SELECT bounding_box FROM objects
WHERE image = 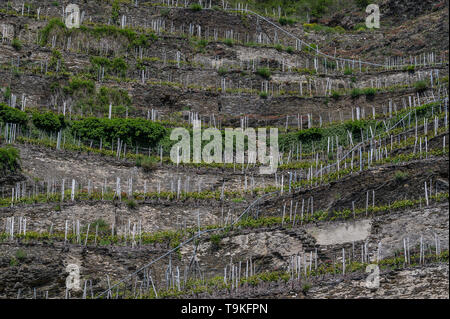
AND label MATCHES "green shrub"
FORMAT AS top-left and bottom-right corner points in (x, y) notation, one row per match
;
(95, 86), (131, 112)
(190, 3), (202, 11)
(414, 80), (428, 92)
(90, 56), (128, 77)
(344, 67), (353, 75)
(210, 234), (222, 248)
(256, 67), (271, 79)
(136, 155), (158, 172)
(11, 38), (22, 51)
(274, 44), (283, 51)
(296, 127), (323, 143)
(9, 257), (18, 267)
(279, 17), (296, 26)
(131, 33), (158, 48)
(48, 49), (65, 72)
(160, 8), (170, 16)
(40, 18), (65, 46)
(302, 43), (317, 53)
(404, 65), (415, 73)
(111, 57), (128, 77)
(325, 60), (336, 70)
(394, 171), (409, 182)
(344, 119), (372, 137)
(71, 117), (167, 148)
(355, 0), (370, 9)
(259, 91), (269, 99)
(363, 87), (377, 99)
(89, 219), (110, 236)
(32, 111), (64, 132)
(217, 66), (228, 76)
(331, 90), (340, 100)
(351, 88), (362, 98)
(414, 103), (433, 117)
(356, 26), (366, 32)
(196, 38), (208, 48)
(90, 56), (111, 69)
(224, 38), (234, 47)
(0, 103), (28, 126)
(111, 0), (120, 24)
(303, 23), (339, 33)
(15, 249), (27, 261)
(126, 199), (137, 209)
(311, 0), (333, 18)
(63, 77), (95, 95)
(286, 46), (294, 54)
(3, 87), (11, 101)
(0, 146), (20, 174)
(302, 282), (311, 294)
